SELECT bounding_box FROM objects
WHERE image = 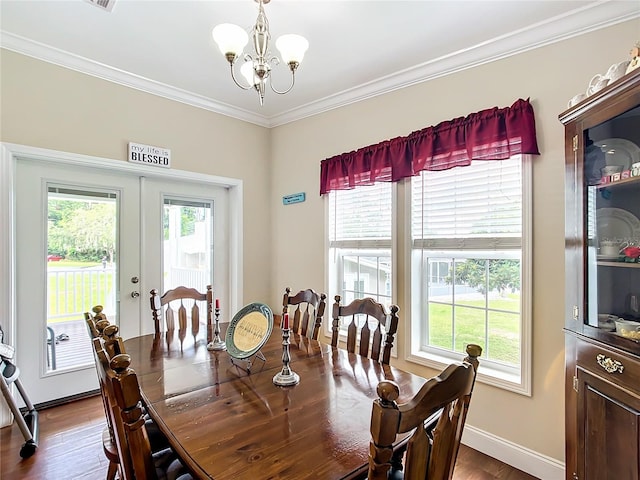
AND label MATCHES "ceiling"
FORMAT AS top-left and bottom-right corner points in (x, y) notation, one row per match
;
(1, 1), (638, 127)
